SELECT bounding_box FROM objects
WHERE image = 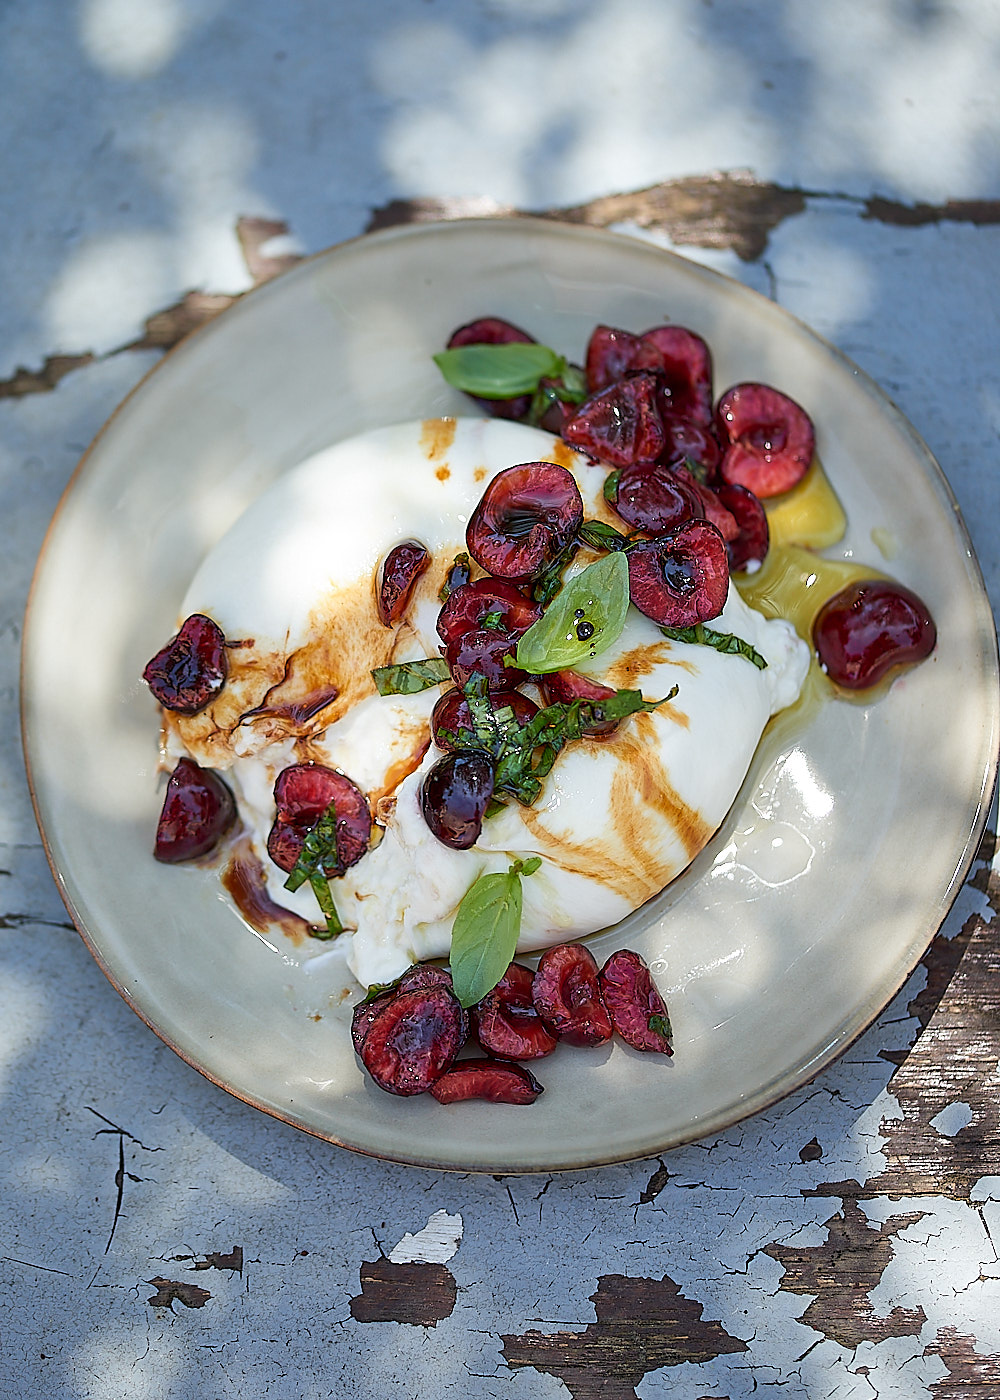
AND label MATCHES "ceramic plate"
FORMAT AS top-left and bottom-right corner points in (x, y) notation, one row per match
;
(22, 220), (999, 1172)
